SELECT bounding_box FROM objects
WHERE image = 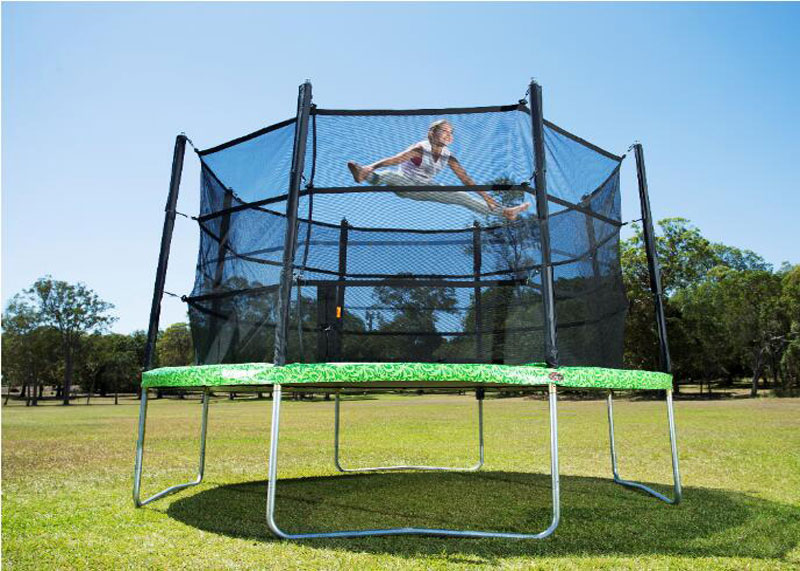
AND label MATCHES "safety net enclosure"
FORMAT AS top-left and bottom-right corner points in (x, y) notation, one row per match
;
(136, 81), (681, 541)
(187, 98), (626, 368)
